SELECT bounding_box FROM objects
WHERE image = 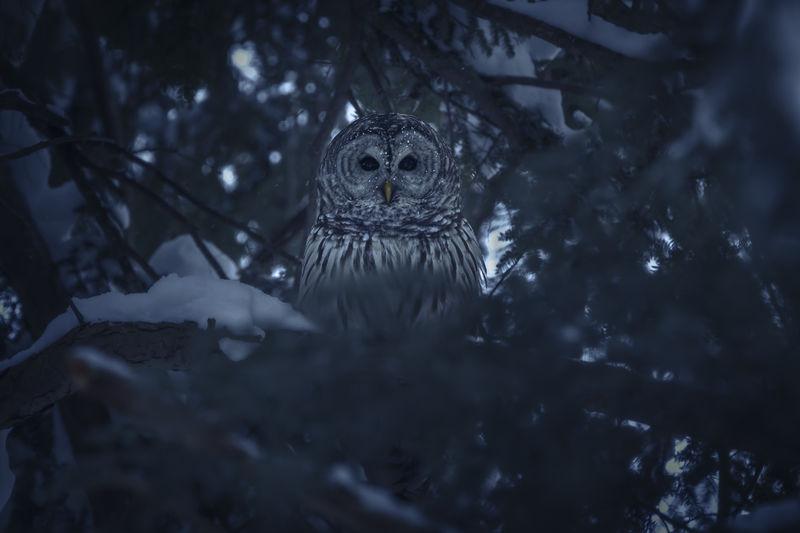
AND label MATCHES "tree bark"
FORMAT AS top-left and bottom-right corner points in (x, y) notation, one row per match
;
(0, 321), (219, 429)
